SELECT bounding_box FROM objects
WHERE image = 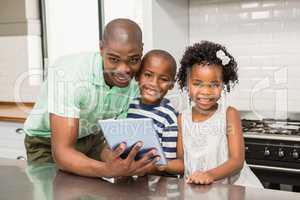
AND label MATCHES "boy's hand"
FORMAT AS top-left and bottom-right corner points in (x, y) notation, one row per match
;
(186, 171), (214, 185)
